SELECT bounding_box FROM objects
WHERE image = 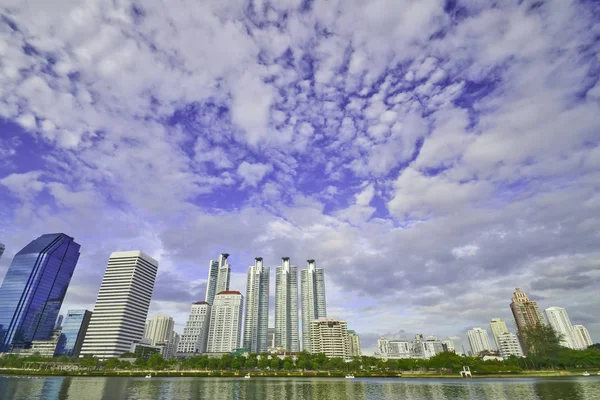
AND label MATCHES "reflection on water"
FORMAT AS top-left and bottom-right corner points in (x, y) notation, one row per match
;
(0, 375), (599, 400)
